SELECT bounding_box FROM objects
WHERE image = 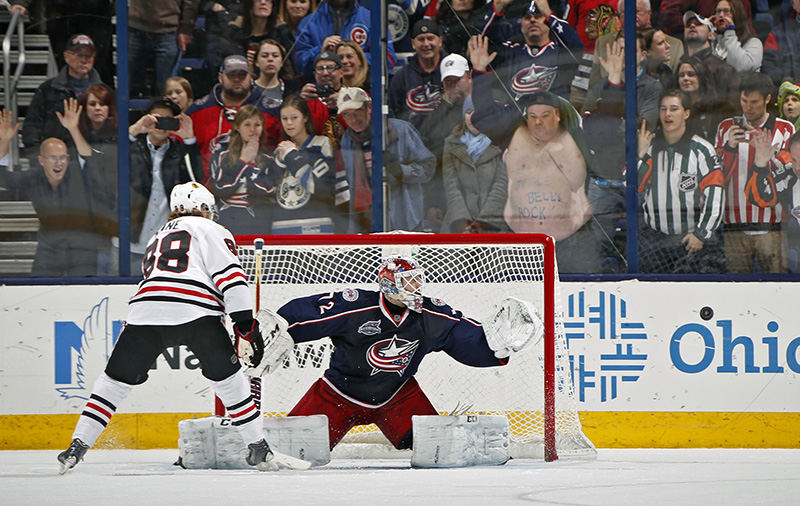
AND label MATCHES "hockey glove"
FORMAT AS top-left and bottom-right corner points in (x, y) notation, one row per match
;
(234, 318), (264, 368)
(485, 297), (544, 359)
(255, 308), (293, 375)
